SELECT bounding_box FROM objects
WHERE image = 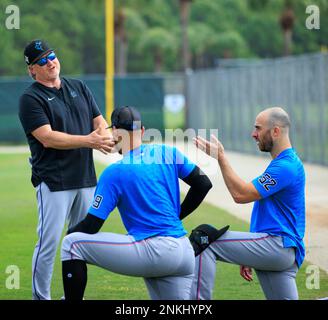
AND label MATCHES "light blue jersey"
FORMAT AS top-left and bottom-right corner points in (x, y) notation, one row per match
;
(251, 148), (306, 267)
(89, 144), (196, 241)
